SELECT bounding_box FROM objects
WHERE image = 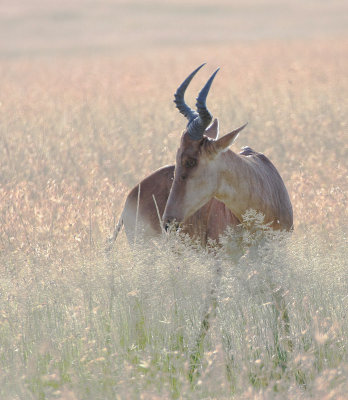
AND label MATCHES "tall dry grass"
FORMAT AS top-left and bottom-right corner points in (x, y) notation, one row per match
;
(0, 39), (347, 398)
